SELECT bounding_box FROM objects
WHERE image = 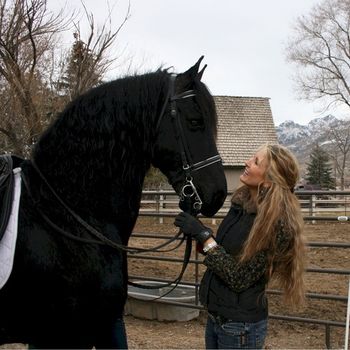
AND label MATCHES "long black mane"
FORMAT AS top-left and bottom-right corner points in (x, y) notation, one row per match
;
(31, 69), (217, 211)
(34, 71), (169, 190)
